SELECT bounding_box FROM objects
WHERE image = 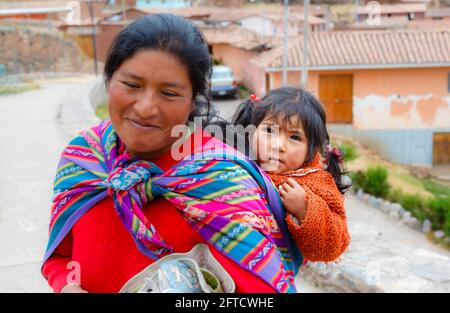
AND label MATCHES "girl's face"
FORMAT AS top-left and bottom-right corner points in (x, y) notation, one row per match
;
(108, 49), (194, 160)
(252, 115), (308, 174)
